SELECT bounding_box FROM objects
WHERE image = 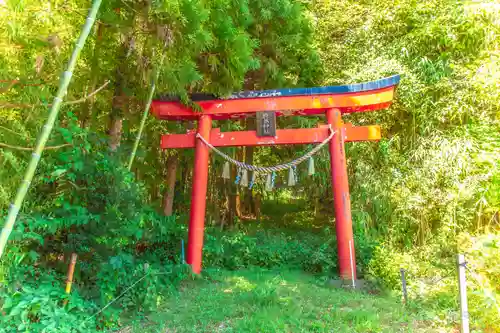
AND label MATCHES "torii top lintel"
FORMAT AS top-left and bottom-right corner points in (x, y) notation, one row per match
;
(151, 75), (400, 121)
